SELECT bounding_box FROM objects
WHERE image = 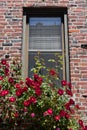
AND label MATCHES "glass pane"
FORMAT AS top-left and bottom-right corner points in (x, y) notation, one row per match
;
(29, 17), (62, 50)
(28, 52), (63, 80)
